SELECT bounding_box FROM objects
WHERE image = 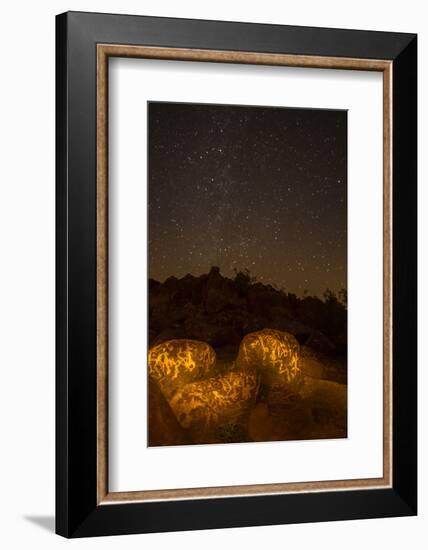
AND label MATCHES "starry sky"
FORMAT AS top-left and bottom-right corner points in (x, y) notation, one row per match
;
(148, 101), (347, 297)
